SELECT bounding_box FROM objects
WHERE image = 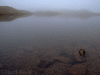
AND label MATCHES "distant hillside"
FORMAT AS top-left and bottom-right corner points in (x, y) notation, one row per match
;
(34, 9), (100, 19)
(0, 14), (33, 22)
(34, 11), (59, 16)
(0, 6), (33, 15)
